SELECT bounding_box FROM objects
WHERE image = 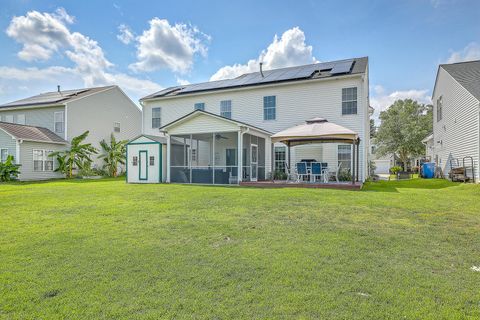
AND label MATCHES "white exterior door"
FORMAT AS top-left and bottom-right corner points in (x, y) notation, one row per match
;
(251, 144), (258, 182)
(139, 150), (148, 181)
